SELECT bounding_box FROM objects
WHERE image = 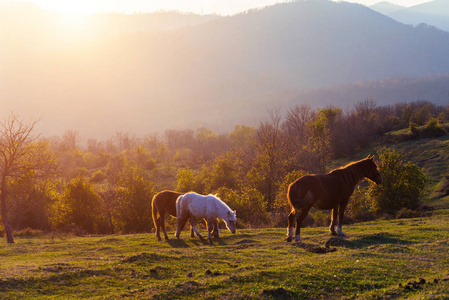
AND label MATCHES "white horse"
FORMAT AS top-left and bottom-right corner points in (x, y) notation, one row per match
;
(175, 192), (237, 244)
